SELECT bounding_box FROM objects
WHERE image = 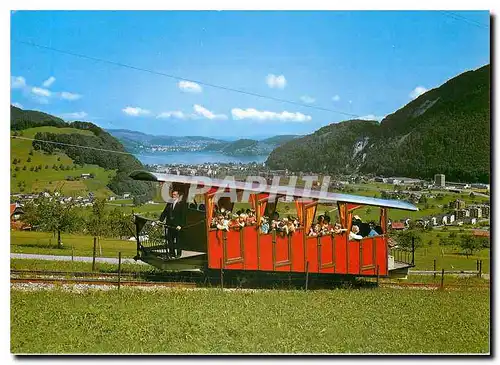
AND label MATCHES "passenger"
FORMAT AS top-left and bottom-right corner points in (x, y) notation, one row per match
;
(286, 219), (296, 235)
(352, 215), (363, 228)
(333, 223), (347, 235)
(349, 225), (363, 241)
(368, 222), (380, 237)
(322, 215), (333, 235)
(308, 224), (318, 237)
(260, 216), (270, 234)
(238, 213), (247, 228)
(271, 212), (280, 231)
(359, 222), (371, 237)
(216, 215), (229, 231)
